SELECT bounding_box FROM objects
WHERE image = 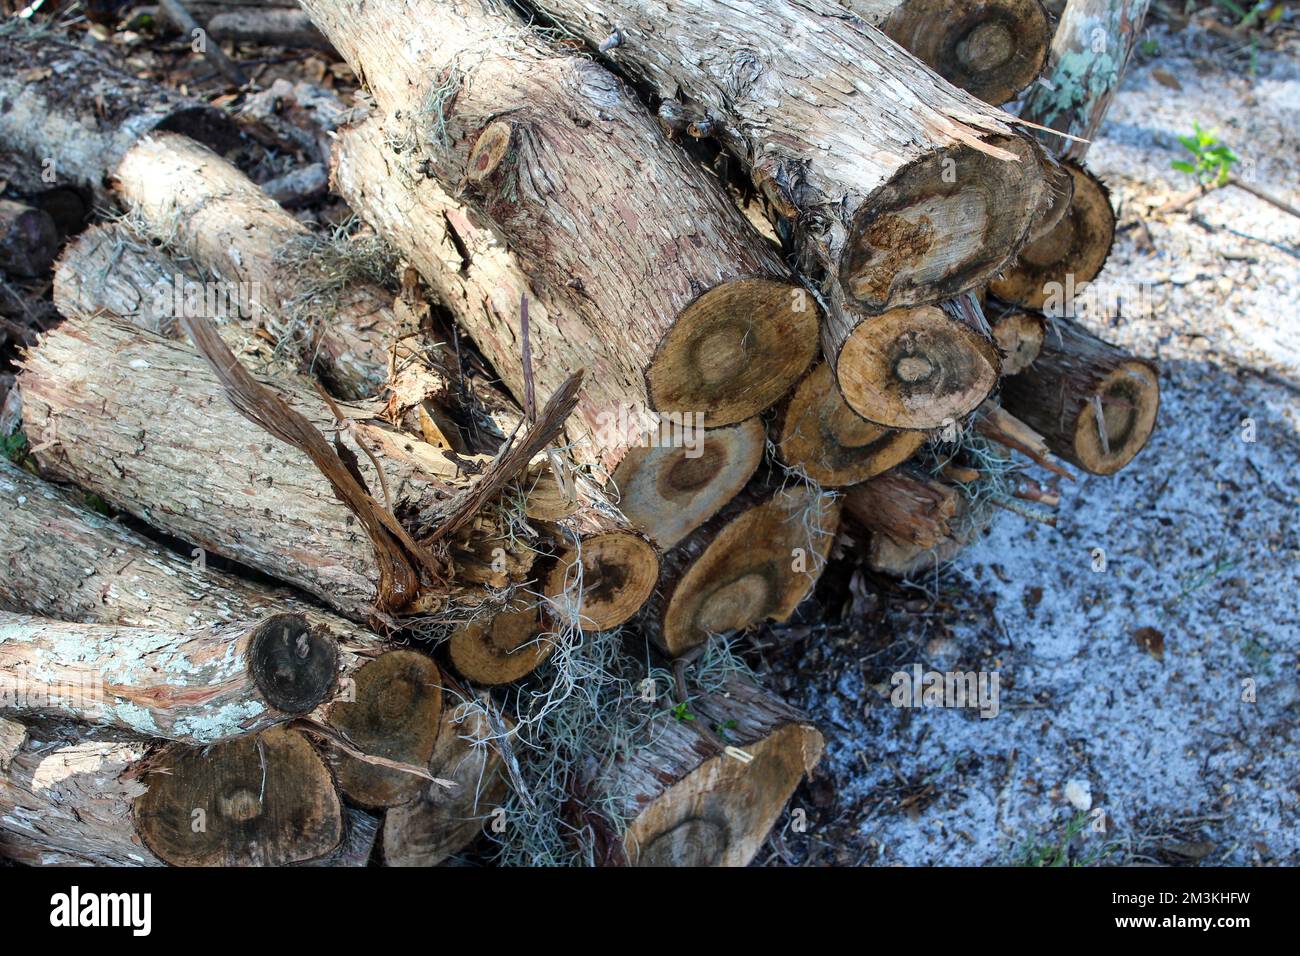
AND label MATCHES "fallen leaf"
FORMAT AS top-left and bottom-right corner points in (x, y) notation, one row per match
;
(1134, 626), (1165, 661)
(1152, 68), (1182, 91)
